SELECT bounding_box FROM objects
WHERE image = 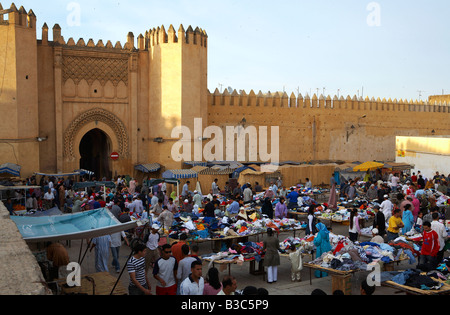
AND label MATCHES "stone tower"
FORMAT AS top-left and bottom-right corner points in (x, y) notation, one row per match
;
(147, 24), (208, 168)
(0, 3), (40, 174)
